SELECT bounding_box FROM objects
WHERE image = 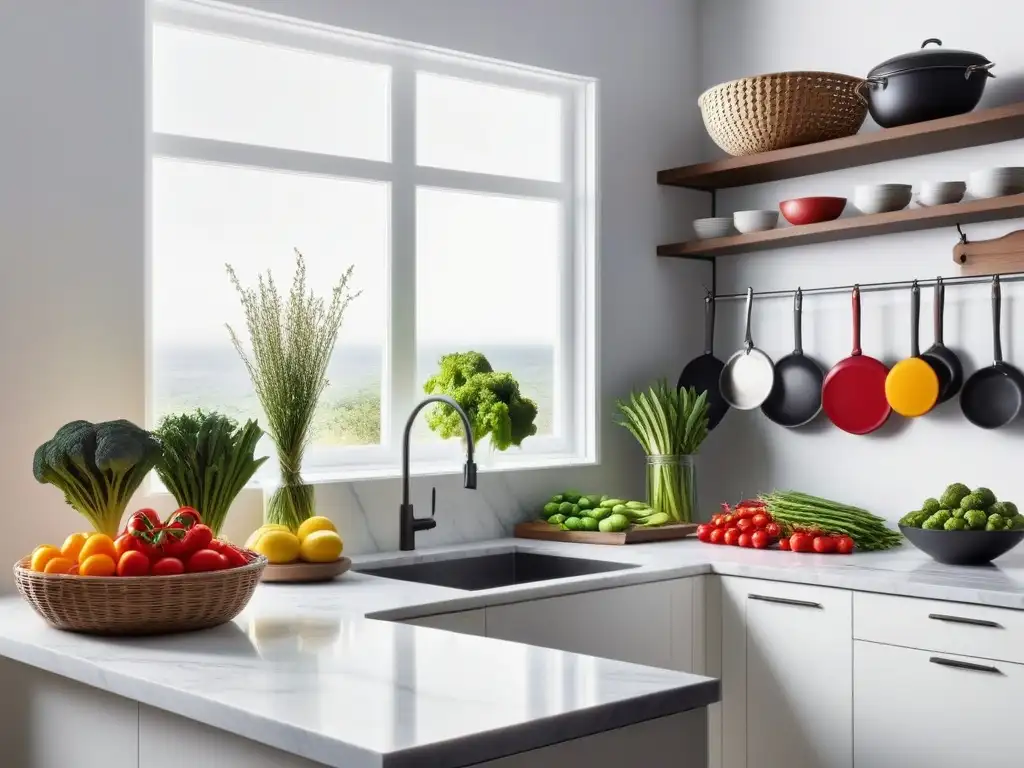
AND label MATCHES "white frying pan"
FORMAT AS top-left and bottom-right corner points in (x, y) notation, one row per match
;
(719, 287), (775, 410)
